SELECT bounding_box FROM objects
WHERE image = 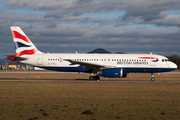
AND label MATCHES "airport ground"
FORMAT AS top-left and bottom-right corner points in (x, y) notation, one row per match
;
(0, 70), (180, 81)
(0, 71), (180, 120)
